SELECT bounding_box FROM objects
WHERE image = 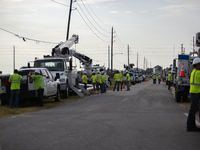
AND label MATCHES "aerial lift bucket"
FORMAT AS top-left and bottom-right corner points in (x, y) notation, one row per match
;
(180, 63), (186, 77)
